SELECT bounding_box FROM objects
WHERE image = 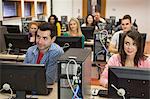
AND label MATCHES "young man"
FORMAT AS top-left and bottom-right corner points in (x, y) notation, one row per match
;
(24, 22), (64, 85)
(108, 15), (133, 54)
